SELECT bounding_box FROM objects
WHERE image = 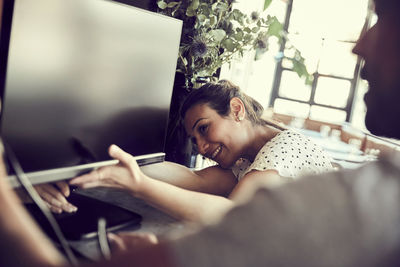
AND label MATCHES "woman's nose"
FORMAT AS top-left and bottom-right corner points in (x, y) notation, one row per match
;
(196, 138), (209, 155)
